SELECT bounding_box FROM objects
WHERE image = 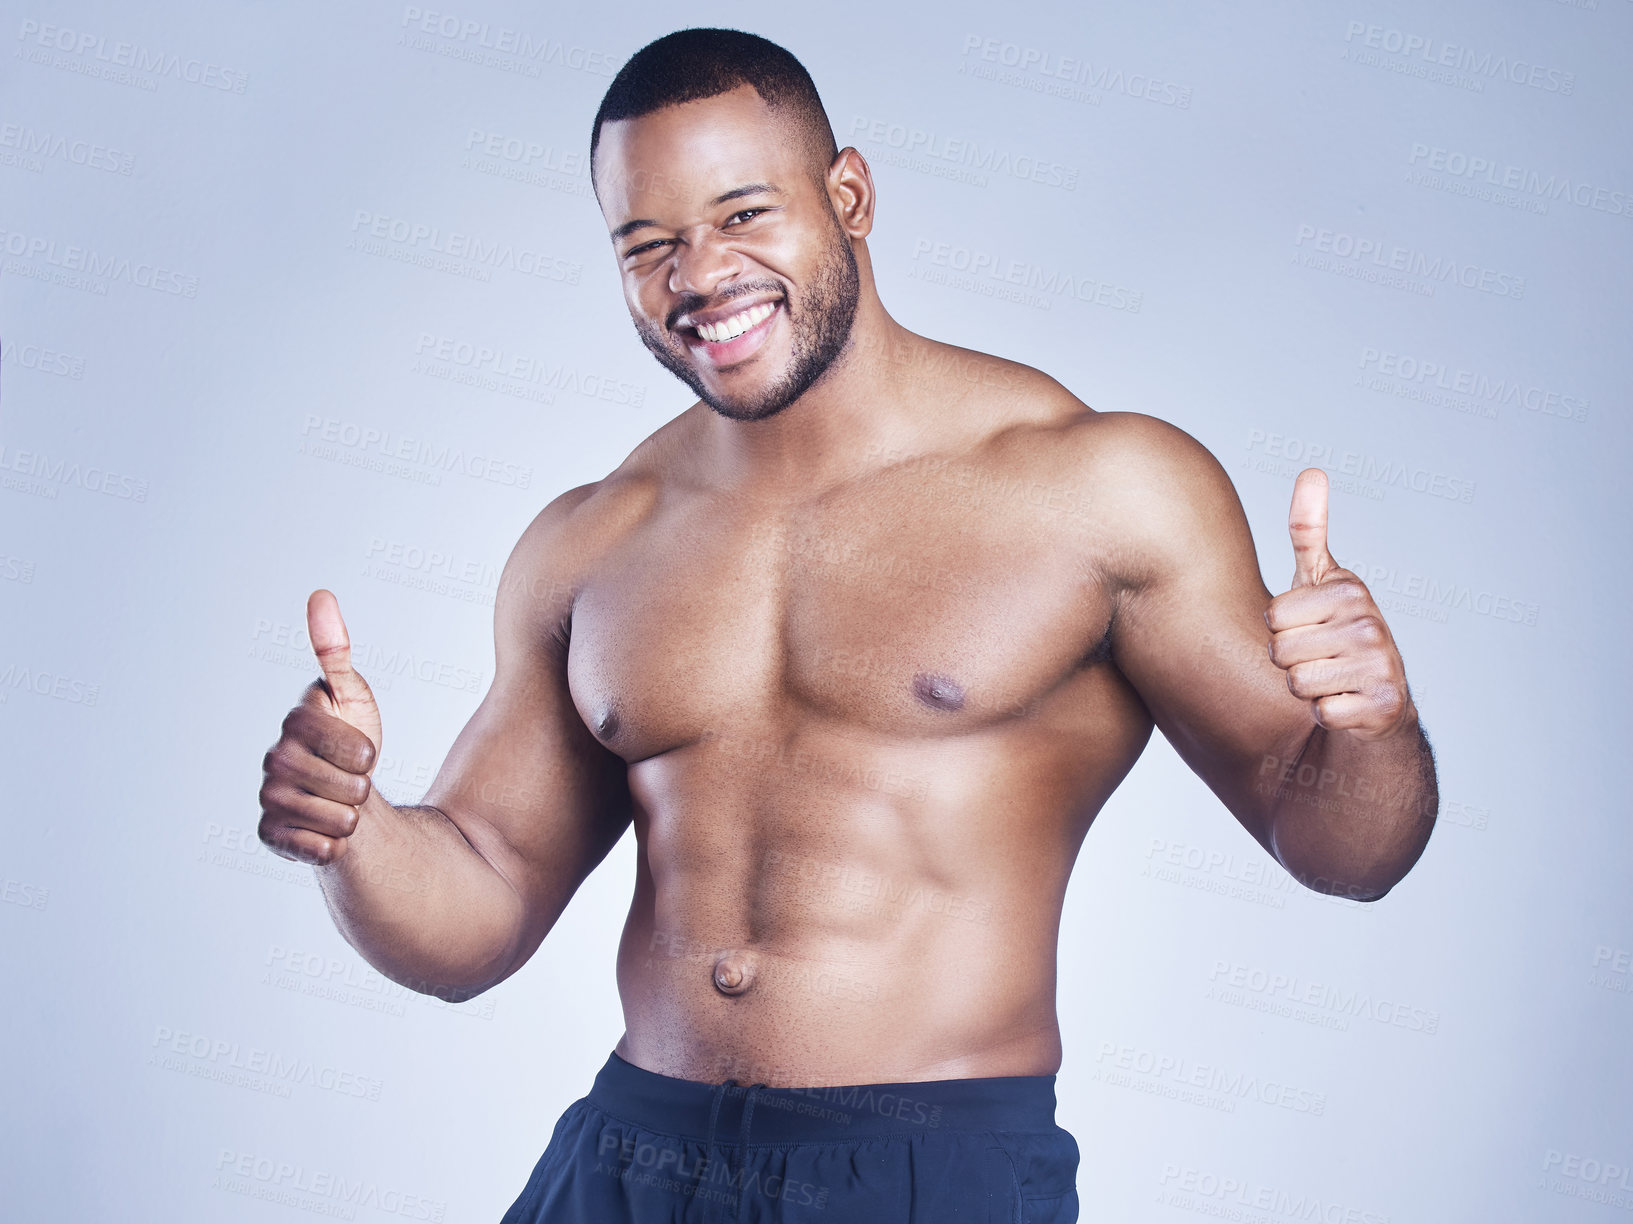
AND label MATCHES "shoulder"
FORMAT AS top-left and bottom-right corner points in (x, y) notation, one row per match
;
(957, 368), (1251, 590)
(915, 340), (1082, 420)
(1077, 411), (1257, 591)
(905, 338), (1237, 501)
(497, 415), (689, 629)
(957, 361), (1219, 491)
(1077, 410), (1232, 487)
